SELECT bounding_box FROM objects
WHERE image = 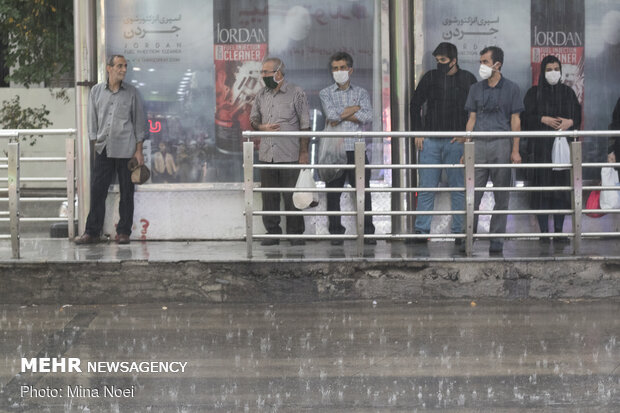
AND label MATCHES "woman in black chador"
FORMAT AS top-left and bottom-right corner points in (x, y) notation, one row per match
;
(523, 55), (582, 242)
